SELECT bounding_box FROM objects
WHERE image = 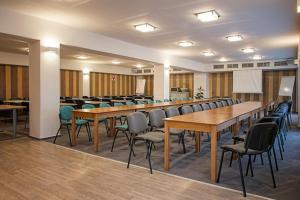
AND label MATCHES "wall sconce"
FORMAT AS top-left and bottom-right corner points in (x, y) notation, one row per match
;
(83, 68), (90, 75)
(41, 37), (59, 52)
